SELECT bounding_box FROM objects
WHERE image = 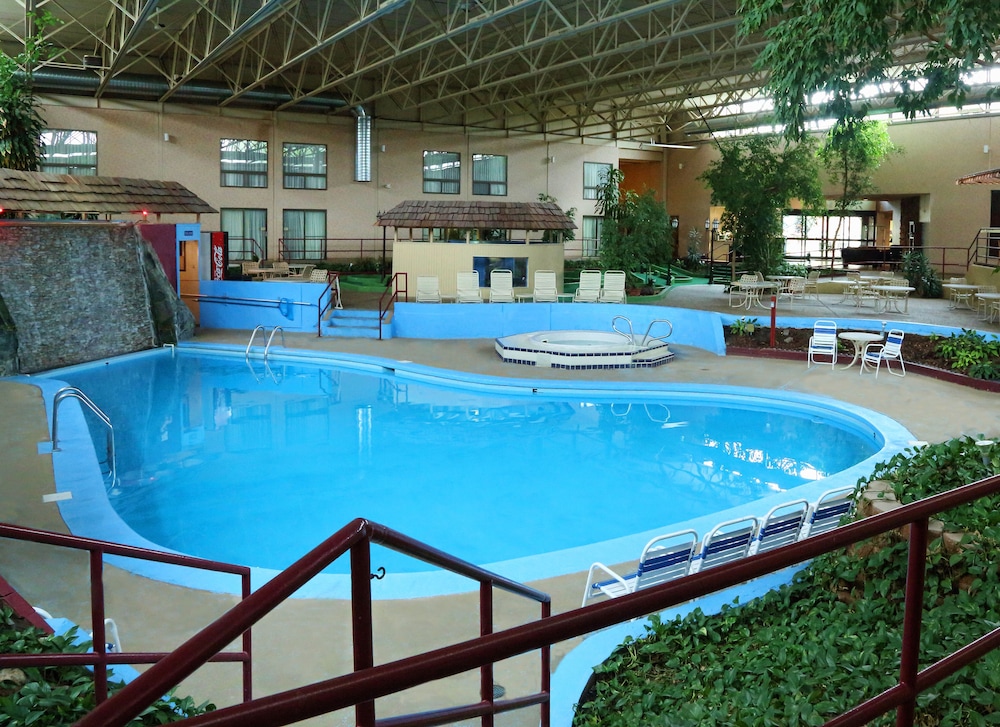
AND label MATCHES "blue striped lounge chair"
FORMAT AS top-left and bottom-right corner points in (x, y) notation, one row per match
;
(802, 487), (857, 538)
(582, 529), (699, 607)
(748, 499), (811, 556)
(689, 516), (759, 573)
(807, 319), (838, 368)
